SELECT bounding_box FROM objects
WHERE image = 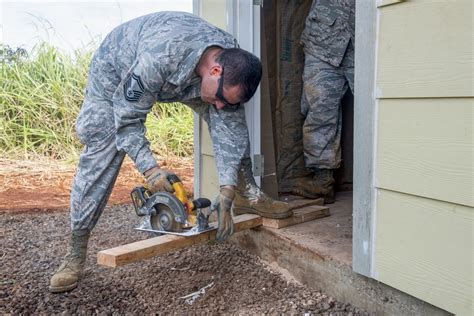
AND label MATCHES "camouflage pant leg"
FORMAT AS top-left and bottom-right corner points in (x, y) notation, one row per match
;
(342, 41), (355, 93)
(301, 52), (352, 170)
(70, 96), (125, 232)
